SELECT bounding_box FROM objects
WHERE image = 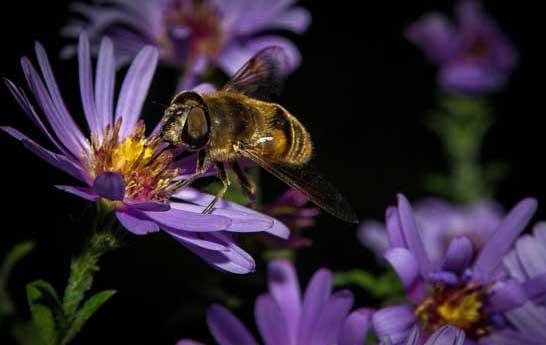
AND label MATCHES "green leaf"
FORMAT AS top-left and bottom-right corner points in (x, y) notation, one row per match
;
(333, 269), (404, 299)
(1, 241), (35, 279)
(26, 280), (63, 345)
(62, 290), (116, 345)
(1, 241), (35, 317)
